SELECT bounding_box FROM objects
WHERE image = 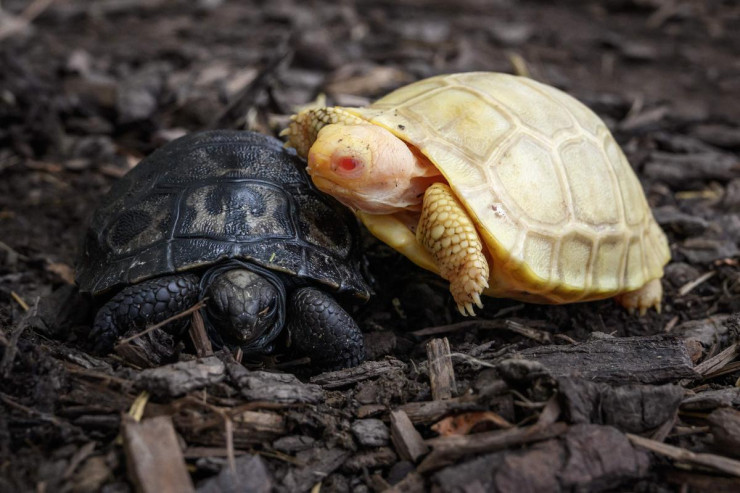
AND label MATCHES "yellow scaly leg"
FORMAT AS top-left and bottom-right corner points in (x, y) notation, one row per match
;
(416, 183), (489, 316)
